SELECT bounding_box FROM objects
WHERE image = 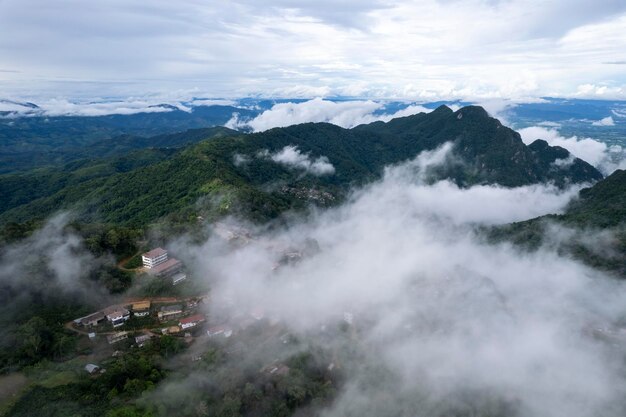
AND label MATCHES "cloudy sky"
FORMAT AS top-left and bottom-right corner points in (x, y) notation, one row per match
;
(1, 0), (626, 100)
